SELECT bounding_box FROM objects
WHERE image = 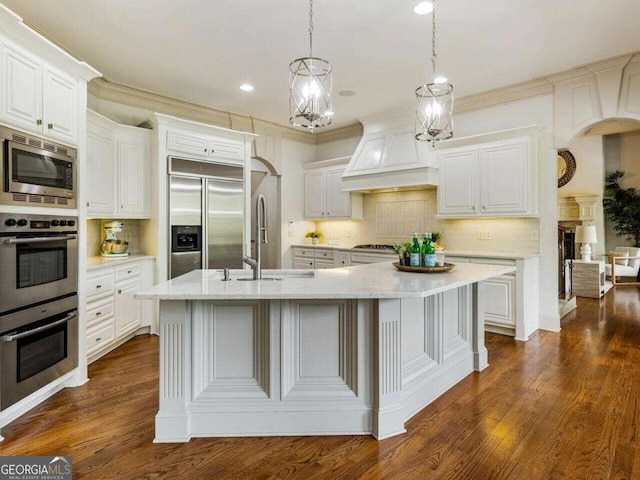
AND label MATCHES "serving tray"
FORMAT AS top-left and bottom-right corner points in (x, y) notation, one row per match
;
(392, 262), (455, 273)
